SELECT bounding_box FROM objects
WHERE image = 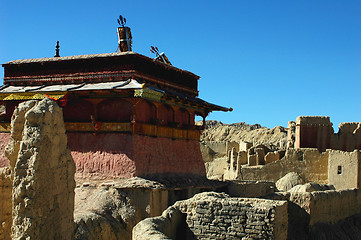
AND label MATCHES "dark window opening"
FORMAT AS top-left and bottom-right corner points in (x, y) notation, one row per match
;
(337, 166), (342, 175)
